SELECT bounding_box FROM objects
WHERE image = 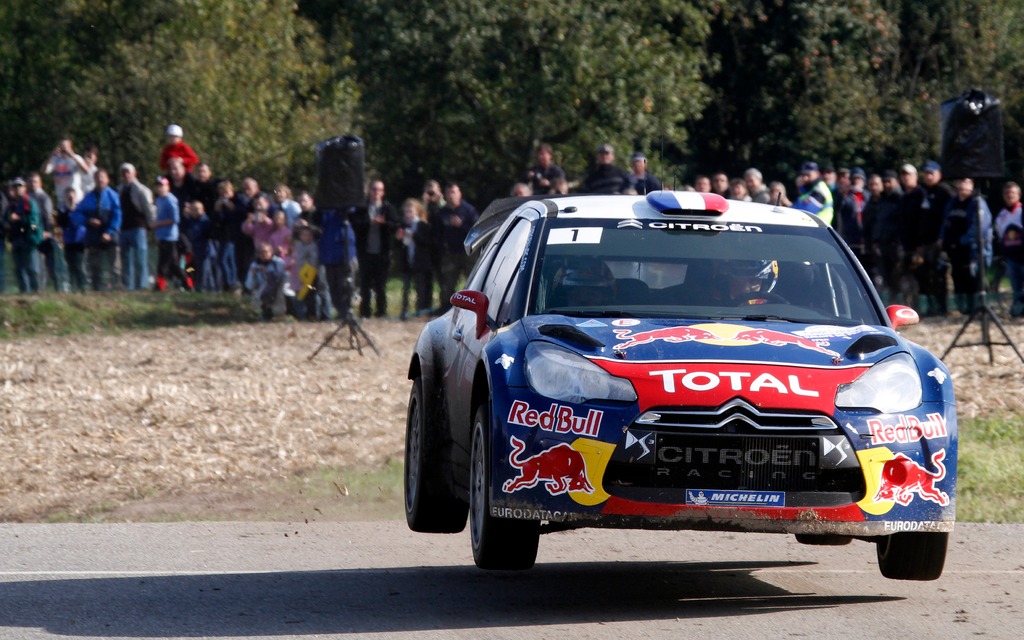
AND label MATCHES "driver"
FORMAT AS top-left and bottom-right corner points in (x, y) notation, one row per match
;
(723, 259), (779, 305)
(555, 257), (616, 307)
